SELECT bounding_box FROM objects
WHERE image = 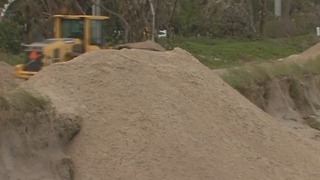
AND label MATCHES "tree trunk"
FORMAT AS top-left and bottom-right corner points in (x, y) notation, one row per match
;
(283, 0), (292, 20)
(91, 0), (131, 42)
(244, 0), (256, 33)
(148, 0), (156, 41)
(74, 0), (86, 15)
(166, 0), (178, 43)
(259, 0), (267, 35)
(283, 0), (293, 36)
